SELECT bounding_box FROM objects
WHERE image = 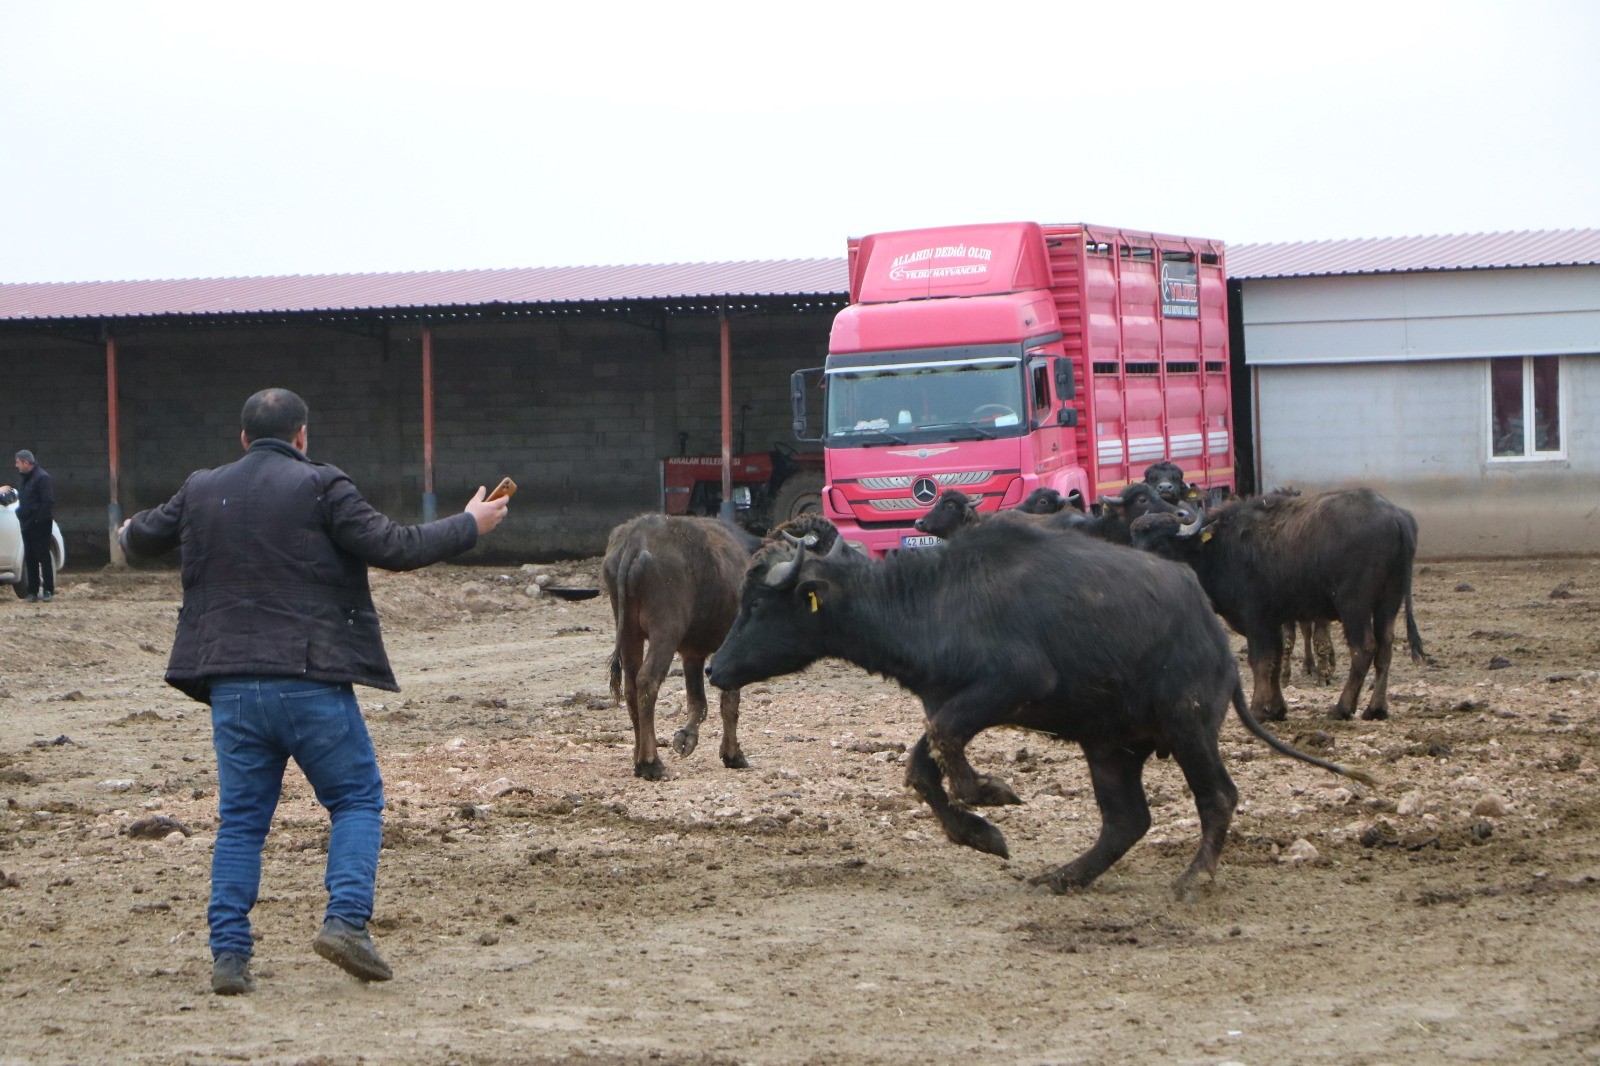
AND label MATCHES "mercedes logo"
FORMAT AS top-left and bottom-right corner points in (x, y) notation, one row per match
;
(911, 477), (939, 505)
